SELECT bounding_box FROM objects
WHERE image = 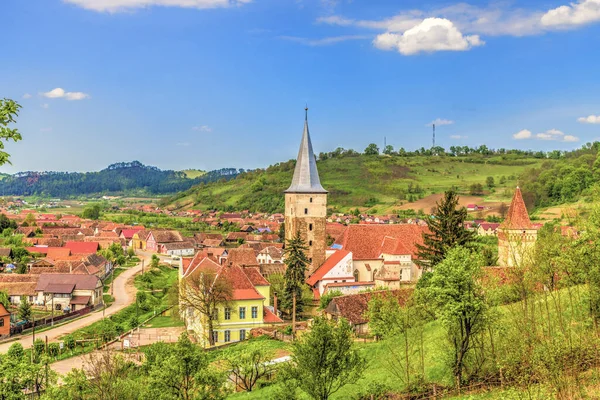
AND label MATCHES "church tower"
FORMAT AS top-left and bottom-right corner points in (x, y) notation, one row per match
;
(284, 108), (328, 273)
(498, 187), (538, 267)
